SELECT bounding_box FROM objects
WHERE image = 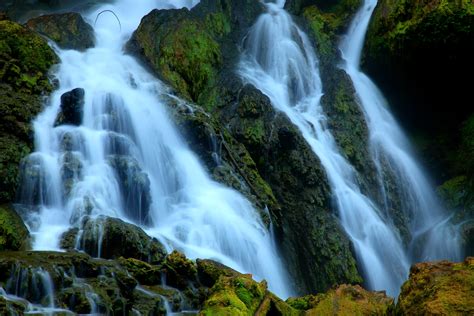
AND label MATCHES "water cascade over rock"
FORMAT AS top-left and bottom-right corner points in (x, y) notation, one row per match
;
(14, 0), (291, 299)
(239, 0), (411, 296)
(340, 0), (462, 287)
